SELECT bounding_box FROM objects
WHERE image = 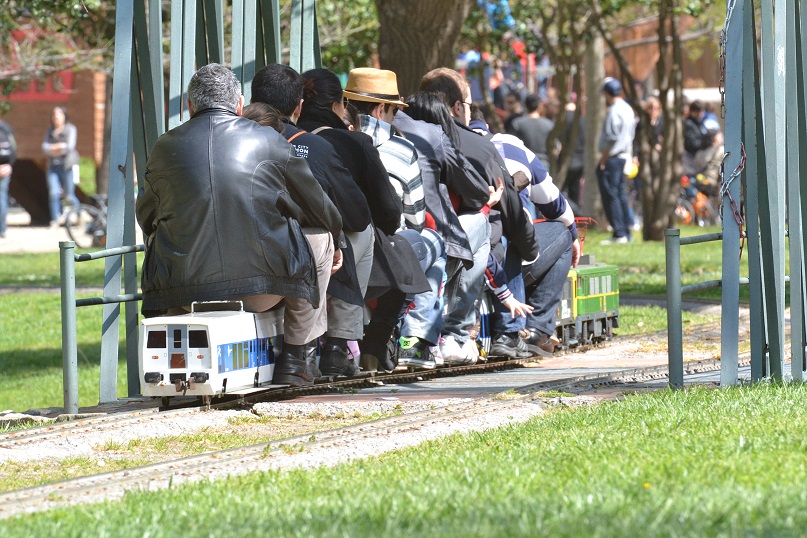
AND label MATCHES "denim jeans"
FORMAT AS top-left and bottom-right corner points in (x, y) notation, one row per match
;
(442, 212), (491, 343)
(596, 156), (631, 239)
(490, 239), (528, 335)
(0, 174), (9, 236)
(399, 227), (446, 345)
(47, 166), (79, 222)
(522, 221), (573, 336)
